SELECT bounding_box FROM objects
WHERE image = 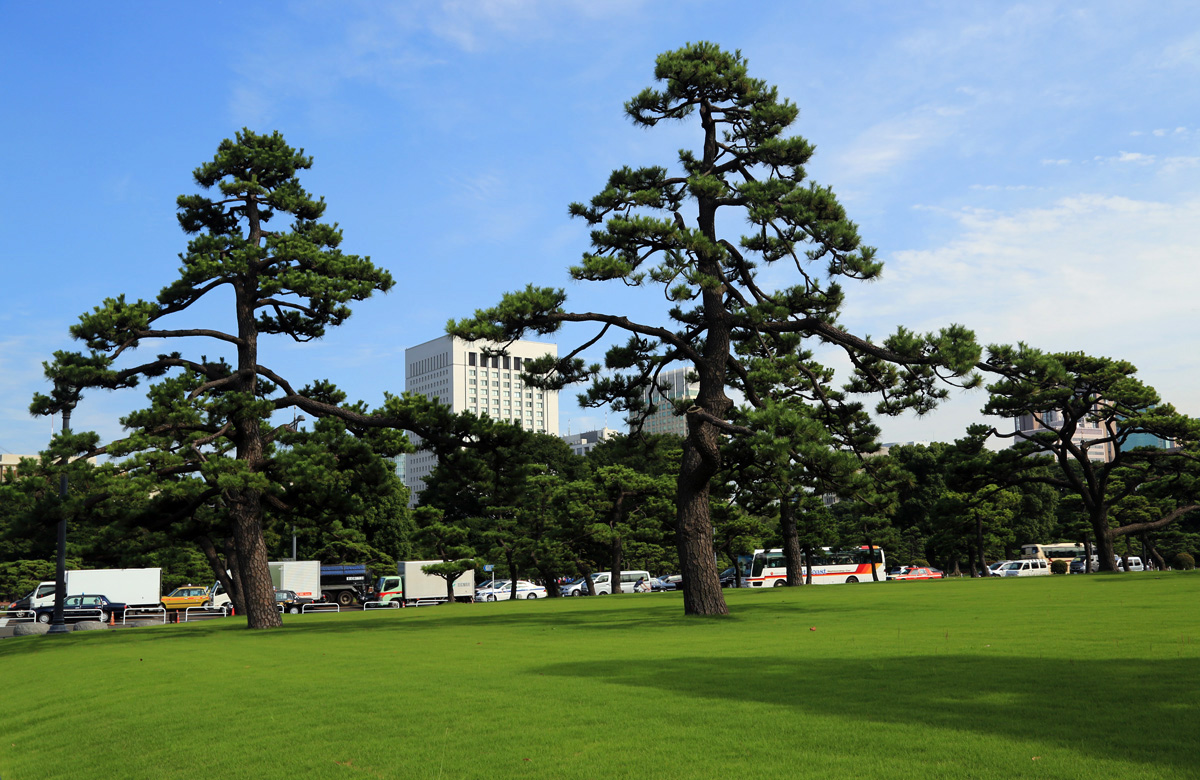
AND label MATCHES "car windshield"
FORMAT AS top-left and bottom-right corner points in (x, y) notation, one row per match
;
(1001, 562), (1021, 570)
